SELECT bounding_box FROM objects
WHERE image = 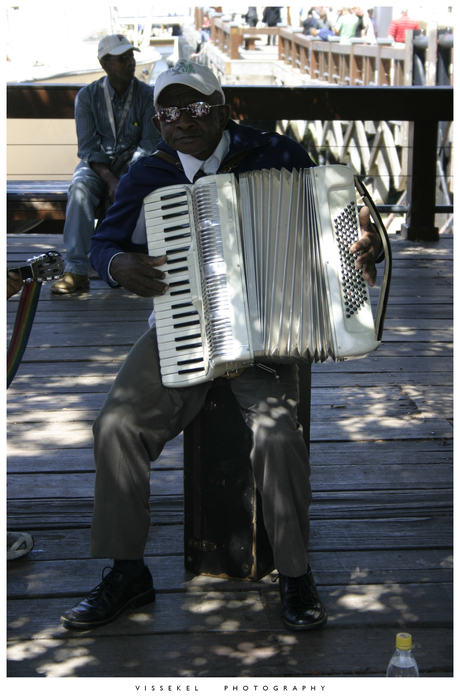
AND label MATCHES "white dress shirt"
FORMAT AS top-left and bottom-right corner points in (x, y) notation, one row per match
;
(177, 130), (231, 184)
